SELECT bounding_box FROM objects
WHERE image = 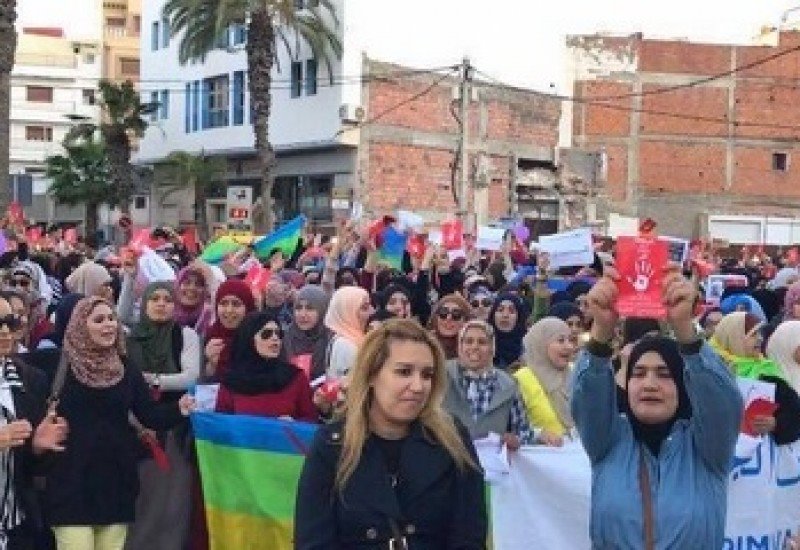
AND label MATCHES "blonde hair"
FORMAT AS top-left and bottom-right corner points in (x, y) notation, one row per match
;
(335, 318), (478, 490)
